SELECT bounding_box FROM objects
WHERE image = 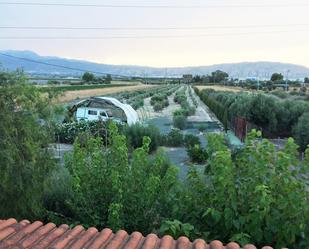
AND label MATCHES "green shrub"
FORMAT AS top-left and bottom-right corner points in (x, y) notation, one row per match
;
(153, 102), (164, 112)
(64, 123), (178, 233)
(123, 124), (161, 153)
(159, 219), (194, 239)
(164, 129), (184, 147)
(55, 120), (110, 144)
(186, 145), (208, 163)
(173, 114), (187, 130)
(184, 134), (201, 148)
